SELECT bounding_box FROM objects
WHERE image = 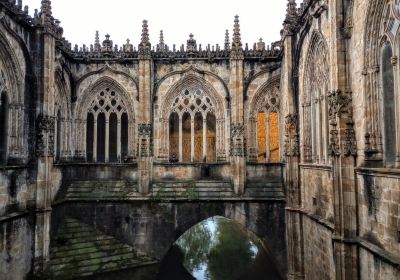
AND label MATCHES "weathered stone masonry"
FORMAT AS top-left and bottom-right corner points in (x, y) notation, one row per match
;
(0, 0), (399, 279)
